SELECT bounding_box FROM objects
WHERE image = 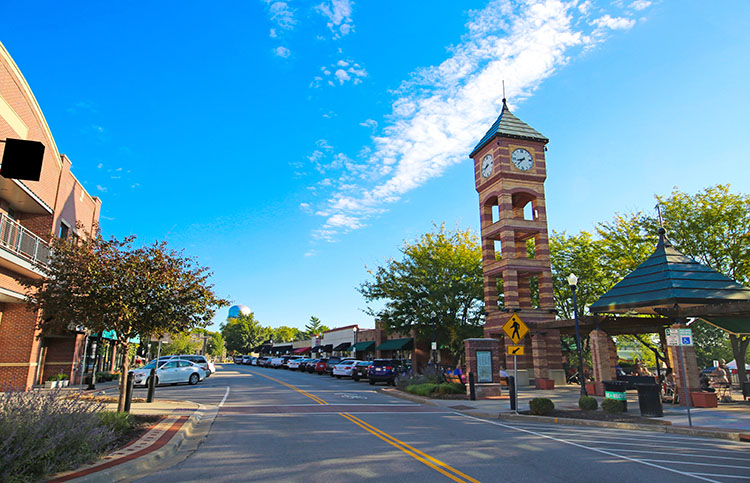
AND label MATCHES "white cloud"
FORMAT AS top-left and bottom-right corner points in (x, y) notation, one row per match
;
(318, 59), (367, 87)
(360, 119), (378, 130)
(267, 1), (296, 31)
(629, 0), (651, 10)
(315, 0), (354, 38)
(97, 163), (103, 169)
(275, 46), (291, 58)
(590, 14), (636, 31)
(310, 0), (645, 241)
(96, 185), (107, 192)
